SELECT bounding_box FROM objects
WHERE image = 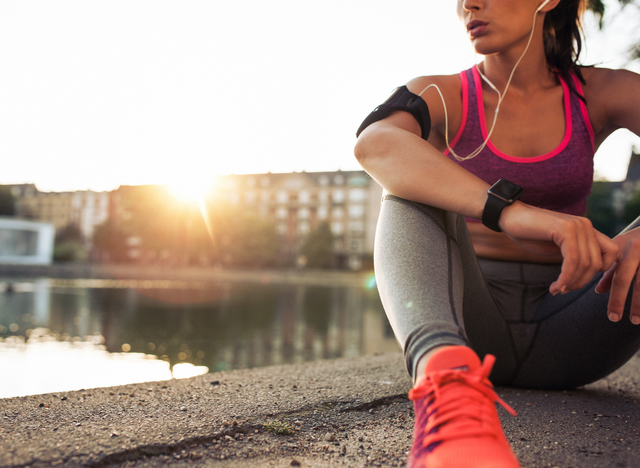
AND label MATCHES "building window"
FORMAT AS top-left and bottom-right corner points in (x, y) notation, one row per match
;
(317, 206), (328, 220)
(245, 192), (256, 203)
(348, 205), (364, 219)
(276, 207), (288, 220)
(350, 239), (363, 252)
(349, 188), (366, 202)
(319, 175), (329, 186)
(299, 191), (310, 204)
(332, 190), (345, 203)
(285, 178), (304, 189)
(298, 208), (310, 219)
(348, 221), (364, 234)
(332, 207), (344, 219)
(318, 190), (329, 203)
(334, 174), (345, 185)
(349, 255), (362, 271)
(277, 191), (288, 204)
(247, 177), (256, 187)
(331, 222), (344, 235)
(298, 222), (310, 235)
(261, 191), (271, 202)
(348, 176), (368, 187)
(260, 176), (270, 187)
